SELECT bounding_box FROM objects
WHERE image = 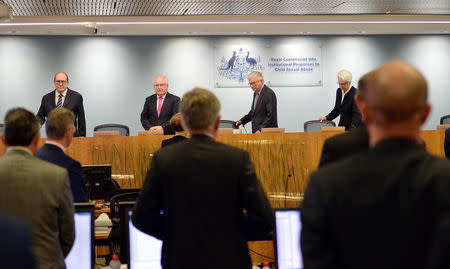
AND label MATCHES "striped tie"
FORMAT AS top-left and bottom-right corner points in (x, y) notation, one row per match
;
(56, 93), (63, 108)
